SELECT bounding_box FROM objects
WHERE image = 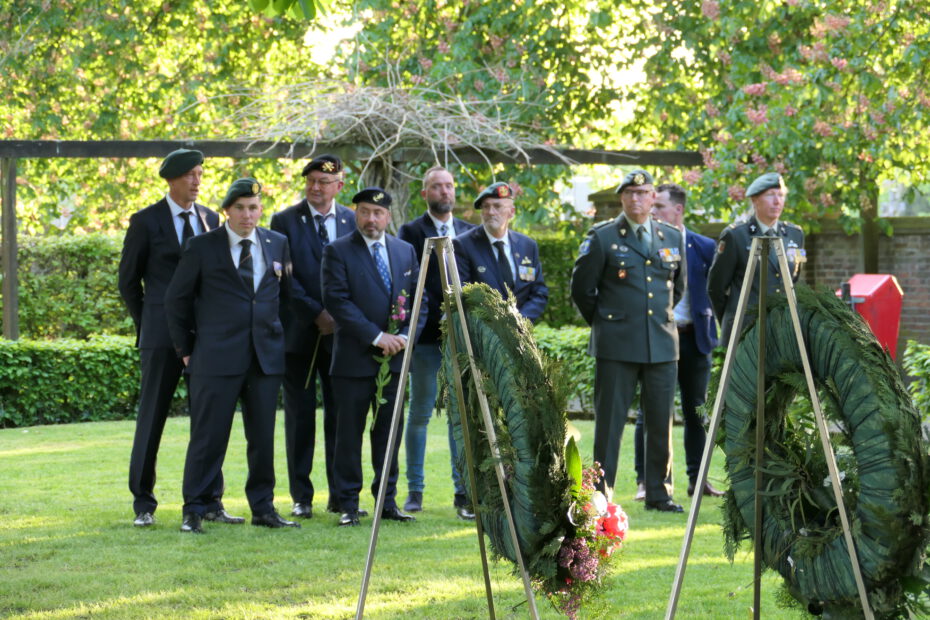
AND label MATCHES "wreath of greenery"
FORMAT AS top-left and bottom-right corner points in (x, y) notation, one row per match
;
(718, 285), (930, 617)
(439, 283), (572, 584)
